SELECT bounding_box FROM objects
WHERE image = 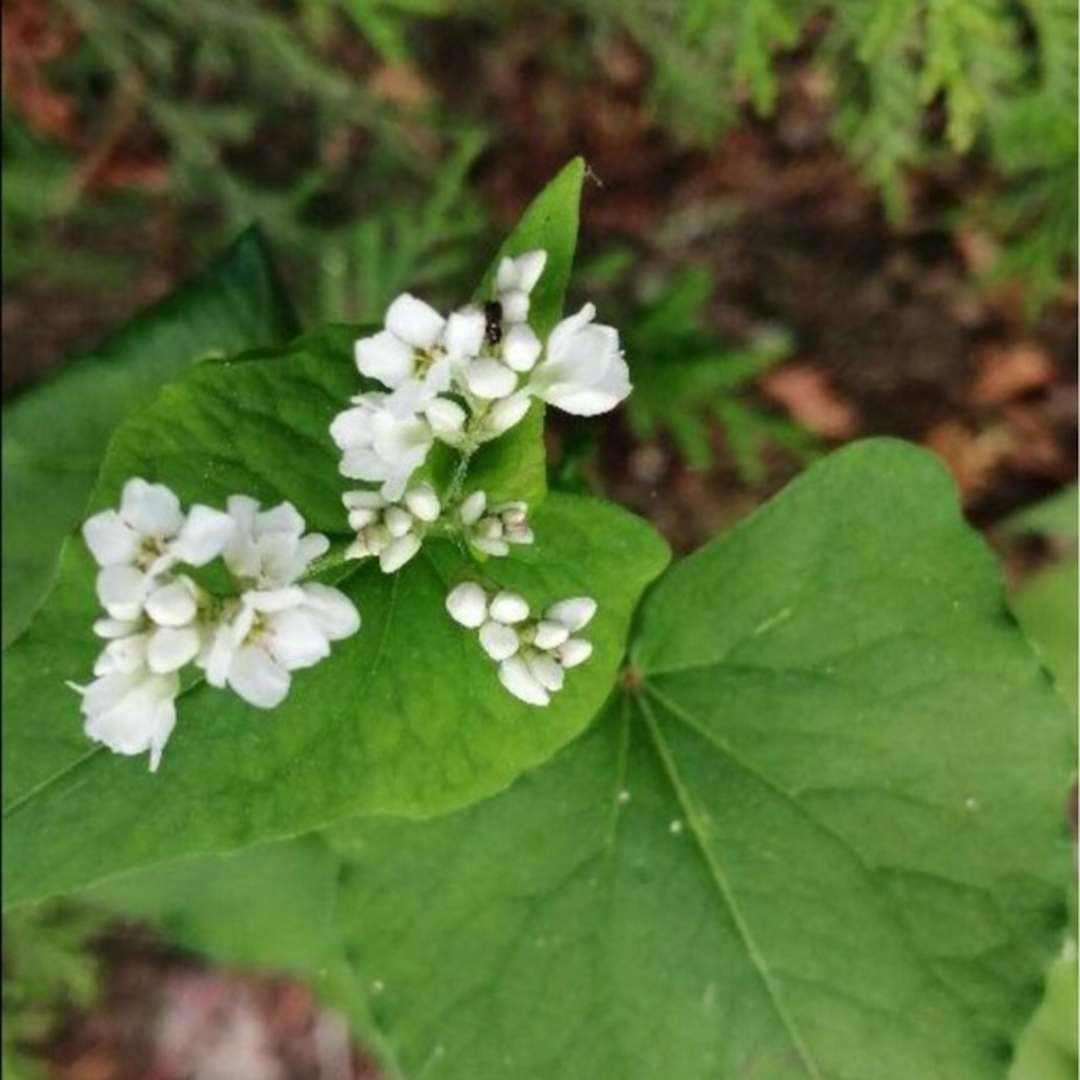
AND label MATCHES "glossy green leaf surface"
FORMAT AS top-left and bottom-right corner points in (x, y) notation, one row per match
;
(1, 228), (298, 646)
(325, 440), (1073, 1079)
